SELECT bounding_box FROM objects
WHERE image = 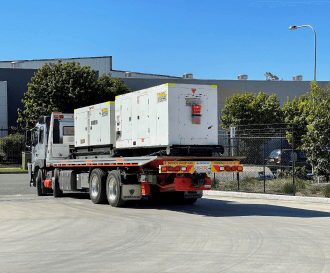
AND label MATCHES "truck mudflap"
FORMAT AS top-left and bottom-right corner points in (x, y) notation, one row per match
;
(121, 184), (142, 201)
